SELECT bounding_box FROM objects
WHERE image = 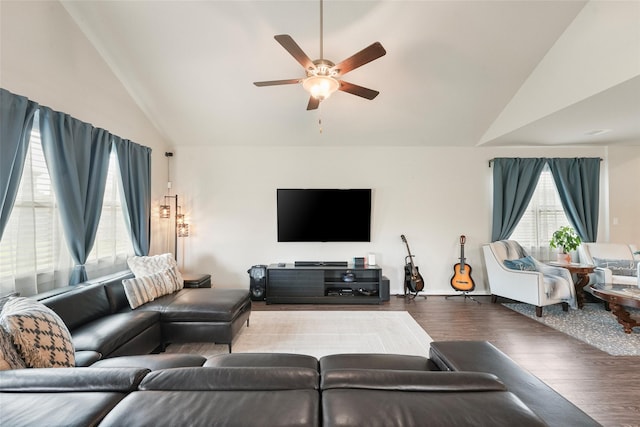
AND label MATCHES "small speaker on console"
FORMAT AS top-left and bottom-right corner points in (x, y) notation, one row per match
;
(354, 257), (365, 267)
